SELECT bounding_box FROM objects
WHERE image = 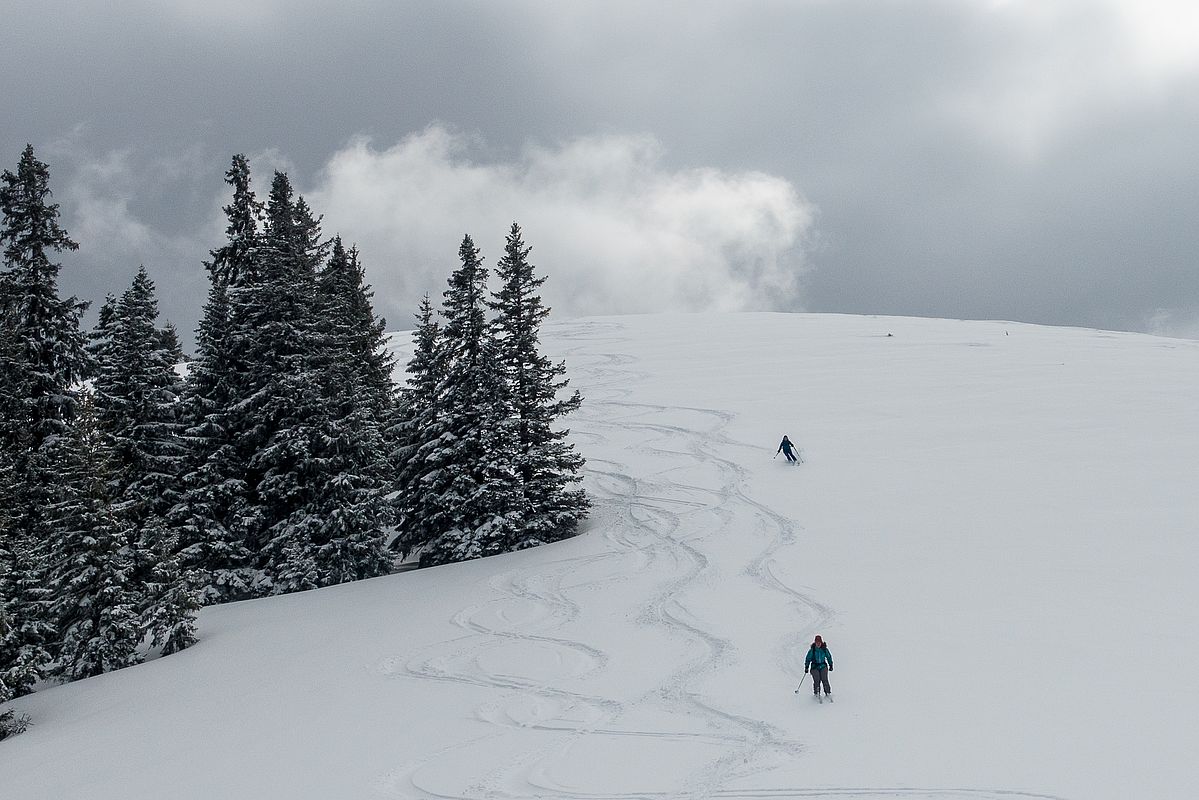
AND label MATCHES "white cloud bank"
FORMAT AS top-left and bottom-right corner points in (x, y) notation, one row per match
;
(307, 127), (815, 326)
